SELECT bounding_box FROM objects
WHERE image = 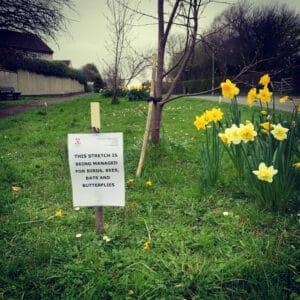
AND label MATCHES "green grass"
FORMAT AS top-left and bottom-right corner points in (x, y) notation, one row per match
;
(0, 94), (299, 299)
